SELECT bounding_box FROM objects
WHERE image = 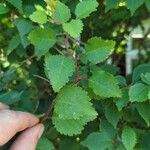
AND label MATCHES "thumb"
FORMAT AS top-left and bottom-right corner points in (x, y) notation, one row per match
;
(10, 124), (44, 150)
